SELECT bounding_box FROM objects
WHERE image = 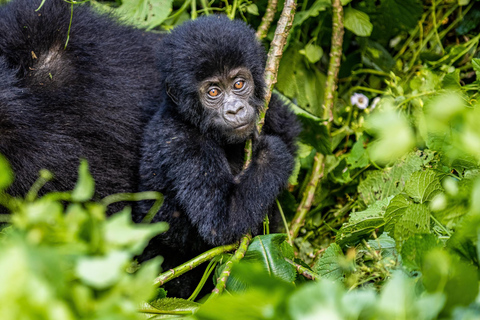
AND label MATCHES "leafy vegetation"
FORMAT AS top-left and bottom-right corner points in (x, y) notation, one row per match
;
(4, 0), (480, 318)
